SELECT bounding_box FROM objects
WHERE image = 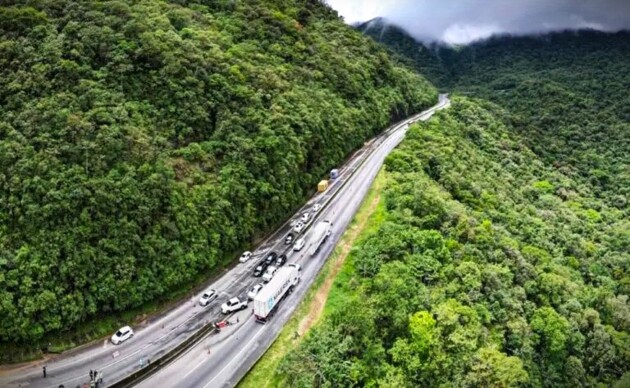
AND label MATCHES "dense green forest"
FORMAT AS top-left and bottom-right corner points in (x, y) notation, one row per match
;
(0, 0), (436, 351)
(274, 29), (630, 387)
(357, 18), (452, 87)
(360, 25), (629, 208)
(448, 31), (630, 210)
(277, 97), (630, 387)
